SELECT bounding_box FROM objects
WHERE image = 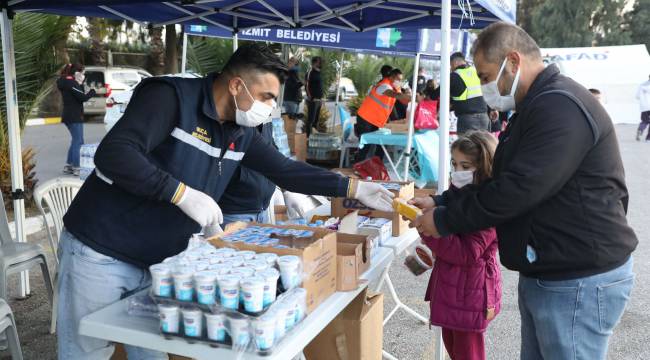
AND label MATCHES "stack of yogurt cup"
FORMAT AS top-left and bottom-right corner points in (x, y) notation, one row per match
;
(157, 287), (308, 352)
(149, 245), (302, 312)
